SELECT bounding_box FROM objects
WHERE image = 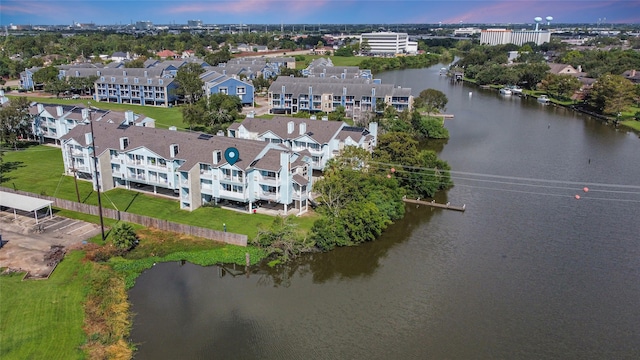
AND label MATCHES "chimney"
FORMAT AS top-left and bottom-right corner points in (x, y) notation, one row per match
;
(577, 65), (582, 73)
(125, 110), (135, 124)
(81, 108), (89, 120)
(56, 106), (64, 117)
(287, 121), (294, 134)
(37, 103), (44, 114)
(213, 150), (221, 164)
(299, 122), (306, 135)
(85, 133), (93, 145)
(322, 116), (328, 121)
